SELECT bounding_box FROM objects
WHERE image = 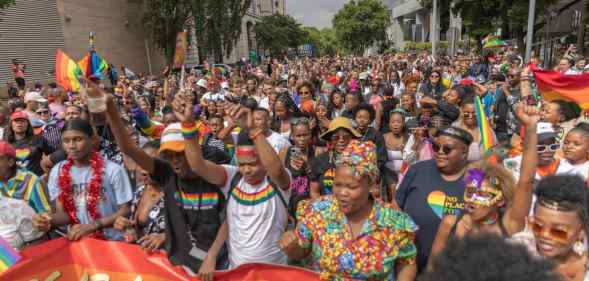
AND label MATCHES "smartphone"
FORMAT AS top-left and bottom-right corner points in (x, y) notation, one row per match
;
(290, 146), (303, 160)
